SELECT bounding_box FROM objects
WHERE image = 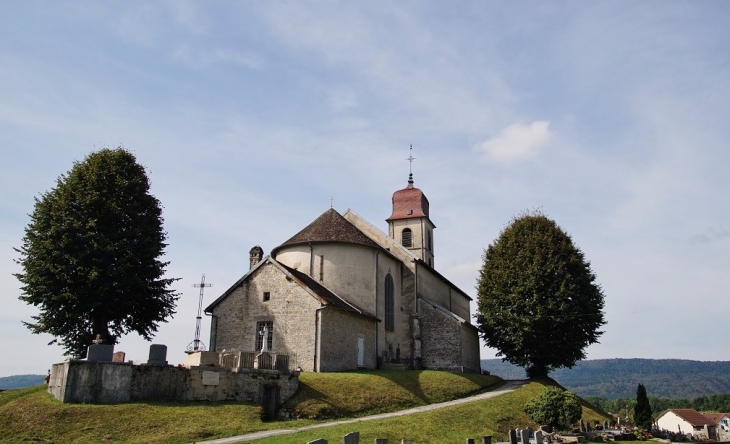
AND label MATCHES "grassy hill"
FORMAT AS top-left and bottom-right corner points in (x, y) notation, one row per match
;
(482, 358), (730, 399)
(0, 371), (608, 444)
